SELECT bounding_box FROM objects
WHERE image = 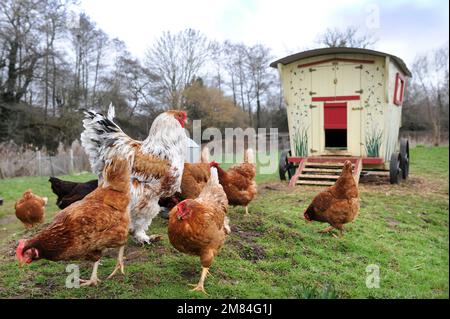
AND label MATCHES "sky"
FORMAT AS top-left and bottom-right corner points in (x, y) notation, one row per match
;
(79, 0), (449, 66)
